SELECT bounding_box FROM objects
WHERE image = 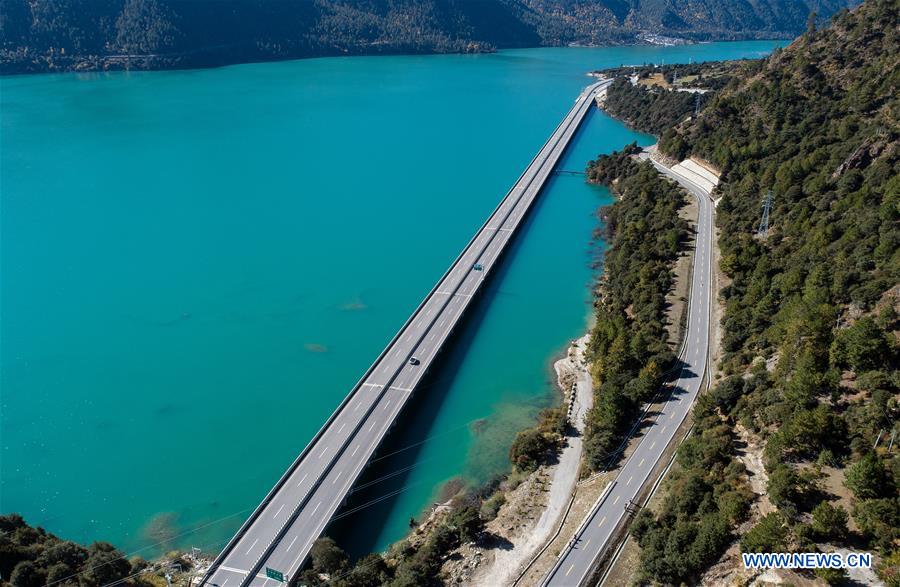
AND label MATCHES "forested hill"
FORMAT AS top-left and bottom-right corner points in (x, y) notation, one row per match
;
(627, 0), (898, 583)
(1, 0), (854, 74)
